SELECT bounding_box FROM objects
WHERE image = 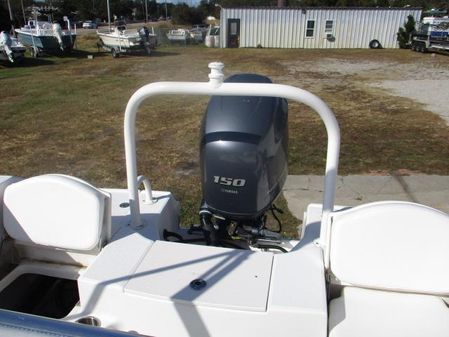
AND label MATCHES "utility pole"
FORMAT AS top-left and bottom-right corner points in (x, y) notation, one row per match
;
(107, 0), (111, 30)
(165, 0), (167, 20)
(6, 0), (15, 34)
(20, 0), (26, 26)
(145, 0), (148, 23)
